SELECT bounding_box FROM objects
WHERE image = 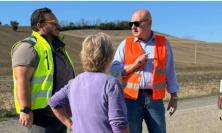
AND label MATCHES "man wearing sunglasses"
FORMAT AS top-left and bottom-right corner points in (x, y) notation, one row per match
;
(11, 7), (75, 132)
(111, 9), (179, 133)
